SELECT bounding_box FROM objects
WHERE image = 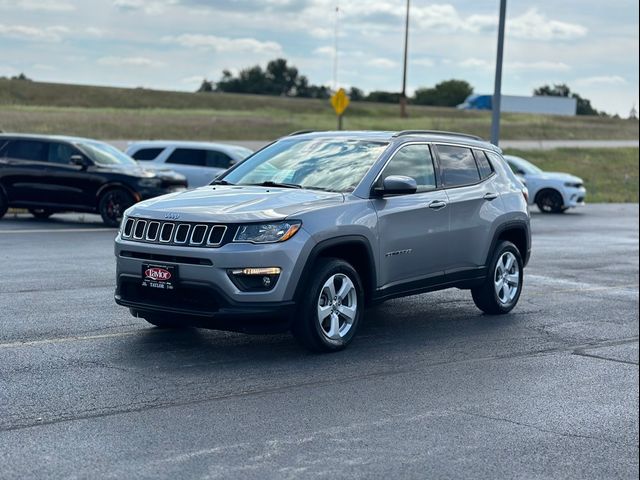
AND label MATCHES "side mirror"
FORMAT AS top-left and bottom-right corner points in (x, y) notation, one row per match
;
(377, 175), (418, 196)
(70, 154), (90, 168)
